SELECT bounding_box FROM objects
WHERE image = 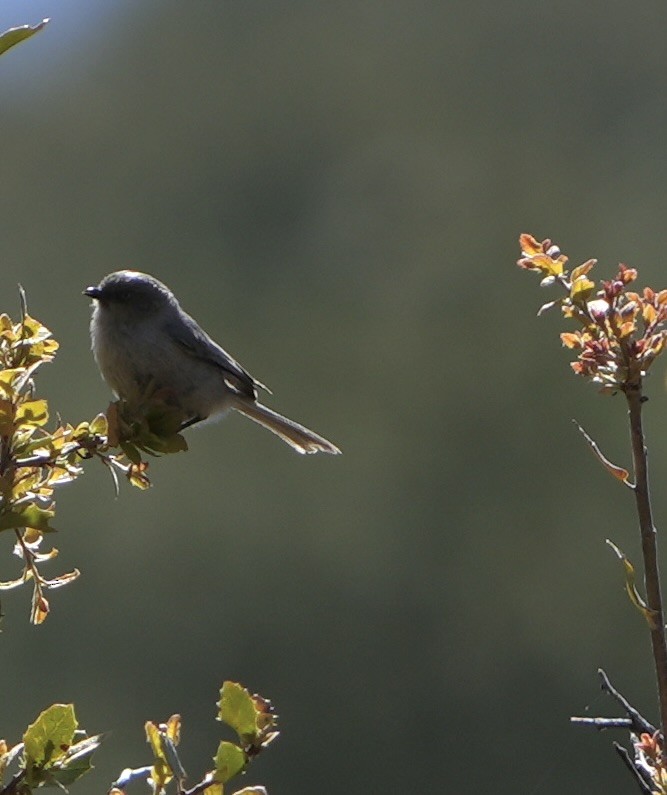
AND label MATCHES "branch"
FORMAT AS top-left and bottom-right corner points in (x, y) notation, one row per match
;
(598, 668), (658, 736)
(0, 770), (25, 795)
(182, 778), (214, 795)
(613, 742), (654, 795)
(624, 381), (667, 736)
(570, 717), (632, 730)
